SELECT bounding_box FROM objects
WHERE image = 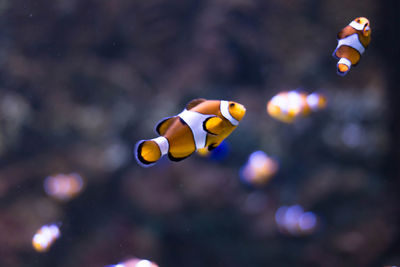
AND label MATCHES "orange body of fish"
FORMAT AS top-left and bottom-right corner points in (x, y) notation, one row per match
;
(333, 17), (371, 76)
(135, 99), (246, 167)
